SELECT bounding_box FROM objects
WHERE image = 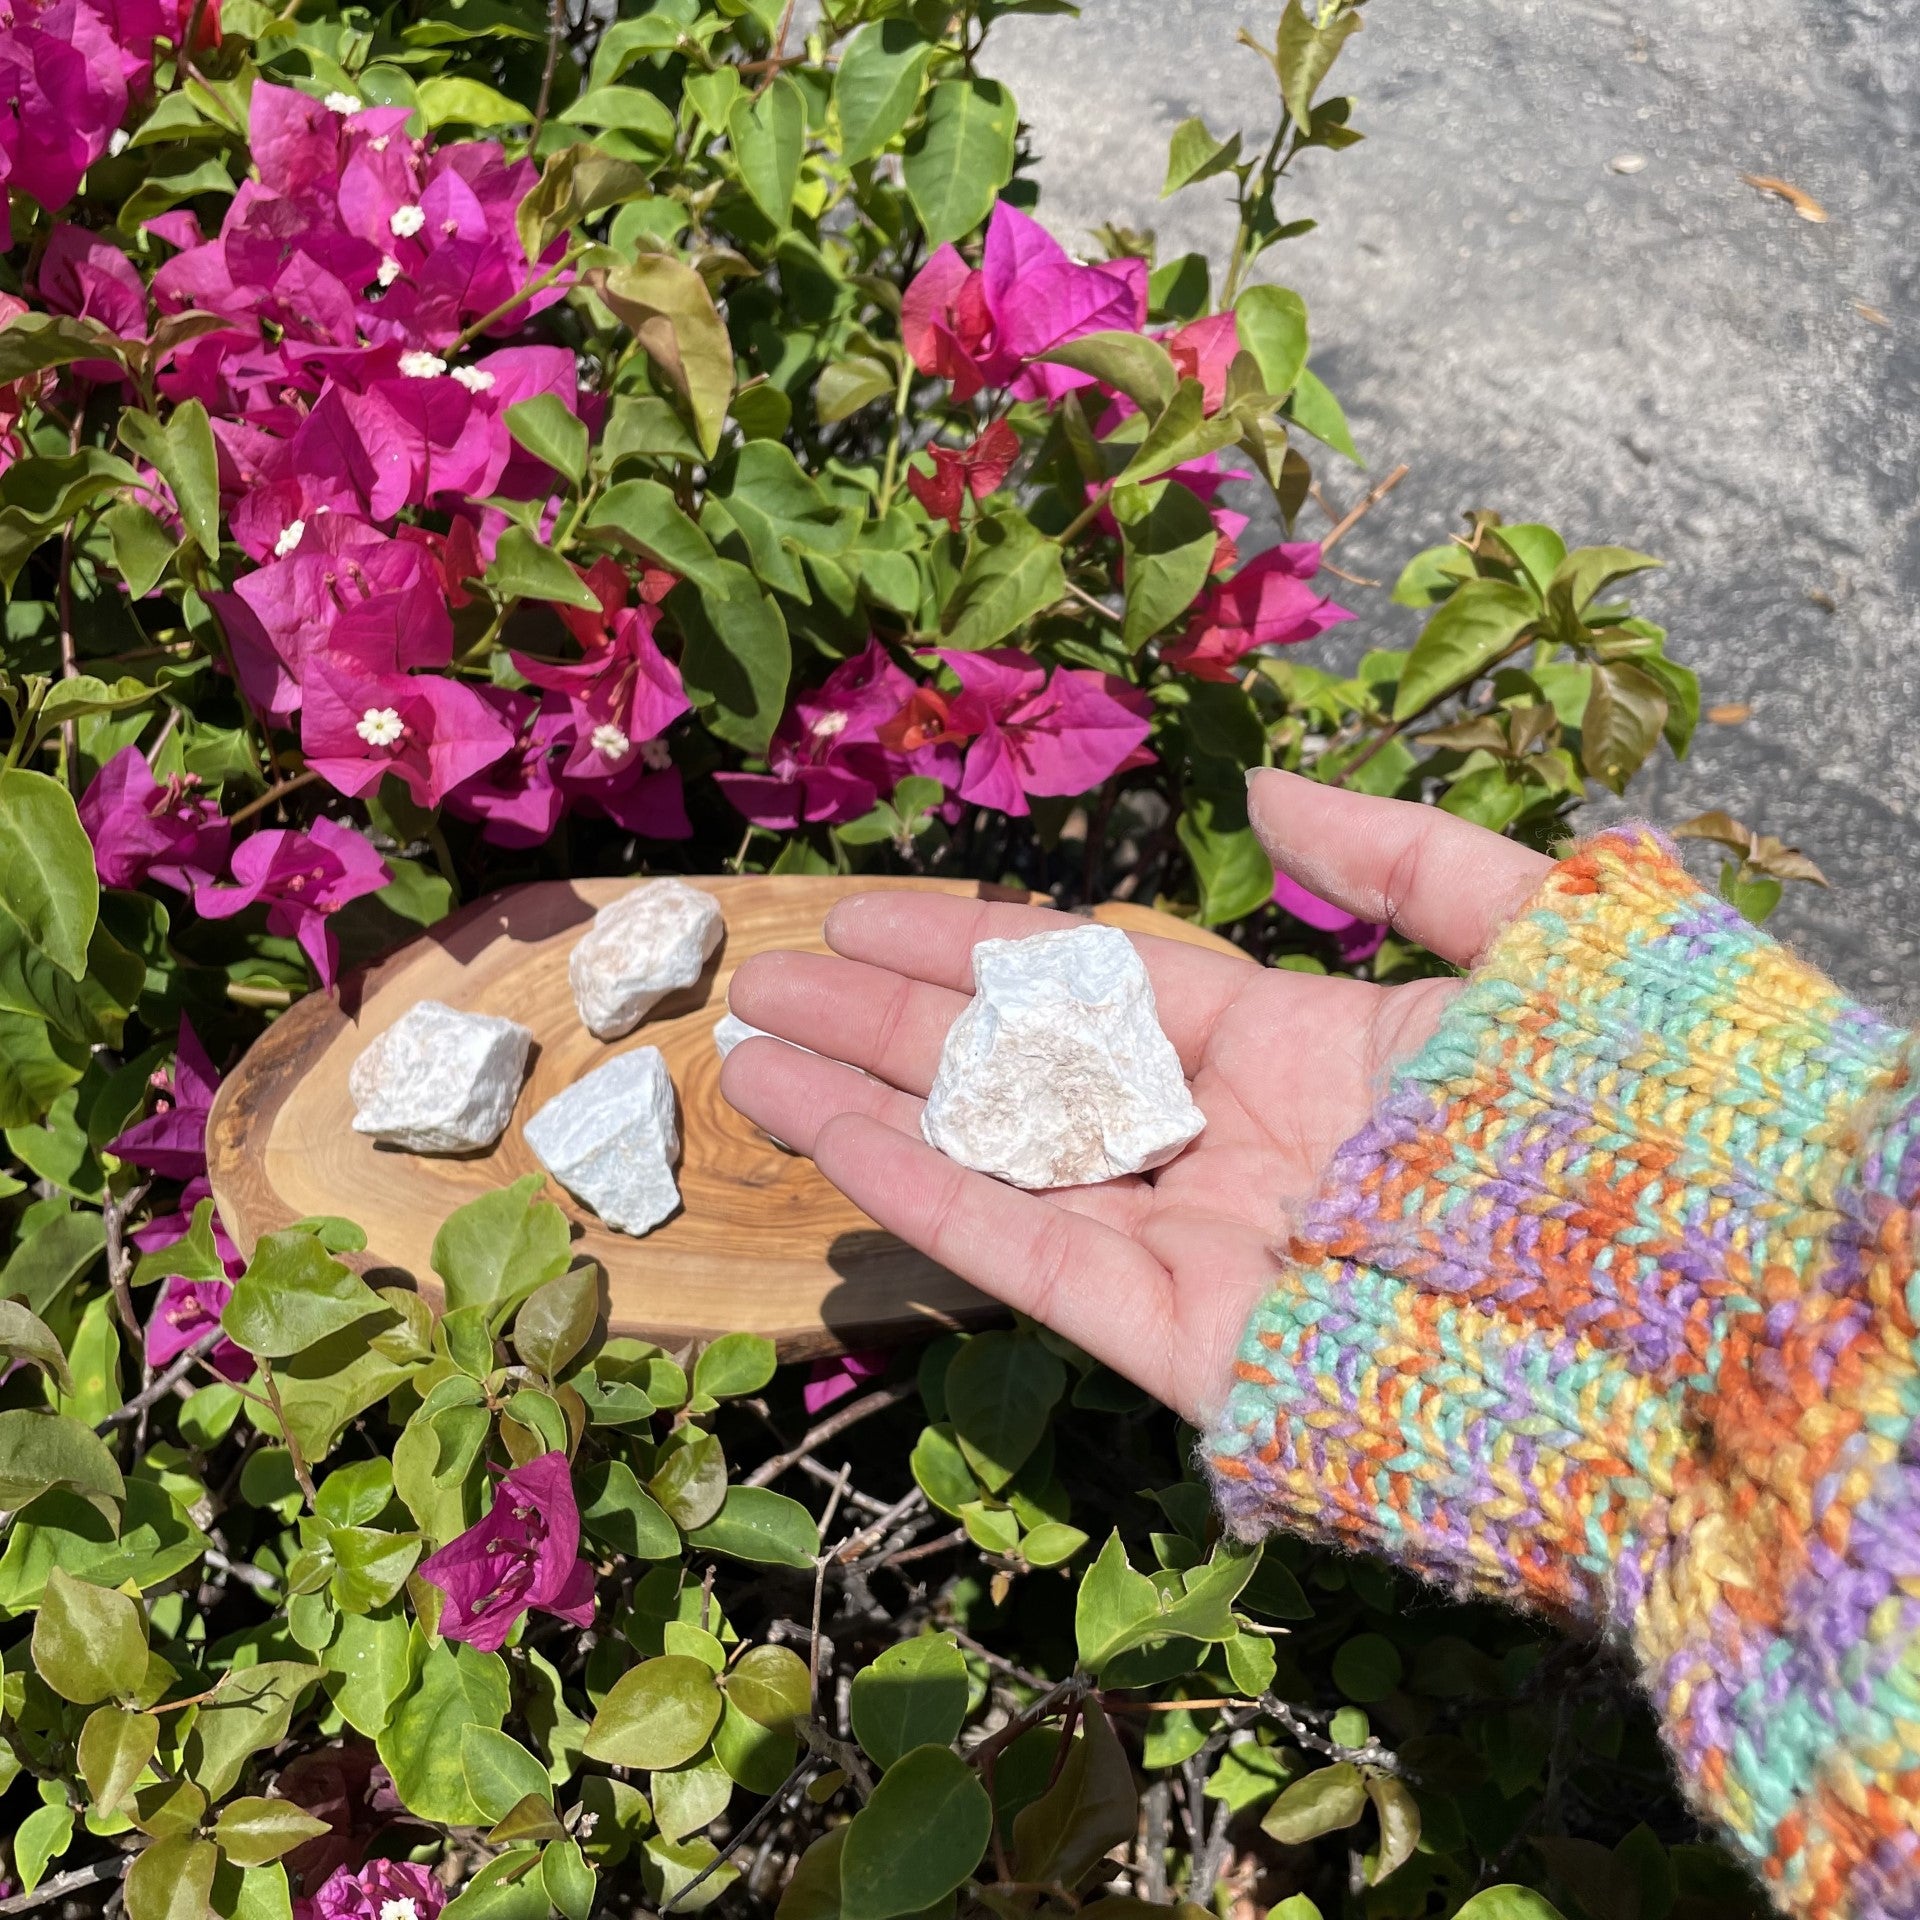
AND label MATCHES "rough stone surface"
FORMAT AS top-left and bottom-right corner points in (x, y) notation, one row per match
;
(524, 1048), (682, 1237)
(922, 924), (1206, 1190)
(570, 879), (724, 1040)
(712, 1011), (769, 1059)
(349, 1000), (532, 1154)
